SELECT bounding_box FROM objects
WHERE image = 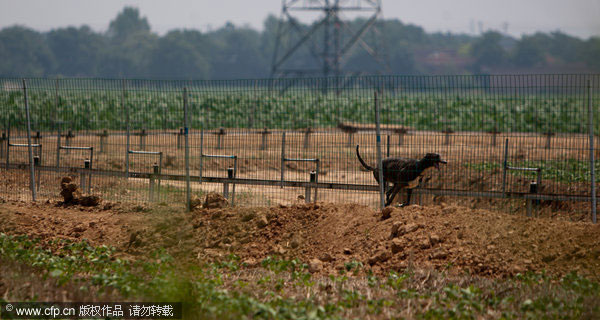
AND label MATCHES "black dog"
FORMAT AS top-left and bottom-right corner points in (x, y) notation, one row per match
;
(356, 145), (447, 207)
